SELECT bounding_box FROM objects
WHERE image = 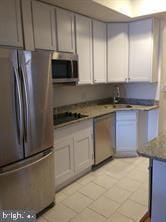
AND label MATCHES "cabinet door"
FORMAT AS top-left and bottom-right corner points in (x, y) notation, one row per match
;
(107, 23), (128, 82)
(129, 19), (153, 82)
(74, 130), (94, 174)
(147, 108), (159, 142)
(116, 120), (137, 152)
(32, 1), (56, 50)
(56, 8), (75, 52)
(54, 138), (74, 186)
(76, 15), (93, 84)
(21, 0), (35, 50)
(93, 20), (107, 83)
(0, 0), (23, 47)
